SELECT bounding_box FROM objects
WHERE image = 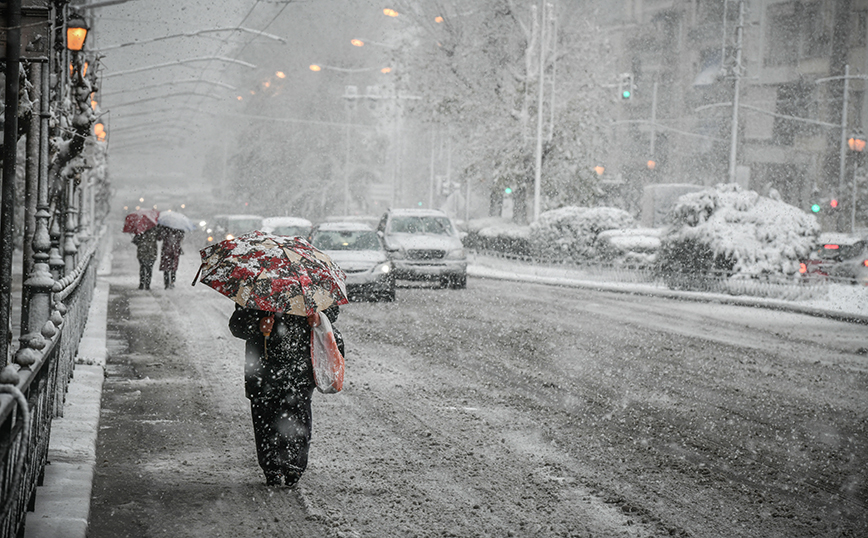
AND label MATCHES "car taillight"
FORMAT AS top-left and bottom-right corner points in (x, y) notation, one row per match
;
(823, 244), (840, 249)
(799, 262), (807, 274)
